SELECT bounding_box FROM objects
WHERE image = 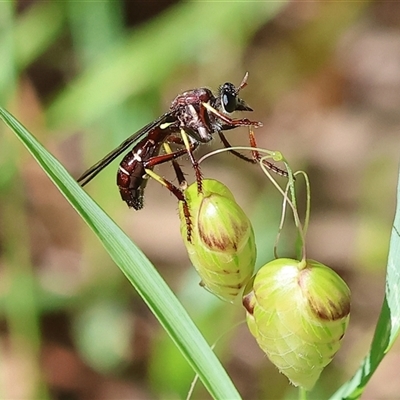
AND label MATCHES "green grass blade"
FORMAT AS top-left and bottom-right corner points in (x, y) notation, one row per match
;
(330, 168), (400, 399)
(0, 107), (241, 400)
